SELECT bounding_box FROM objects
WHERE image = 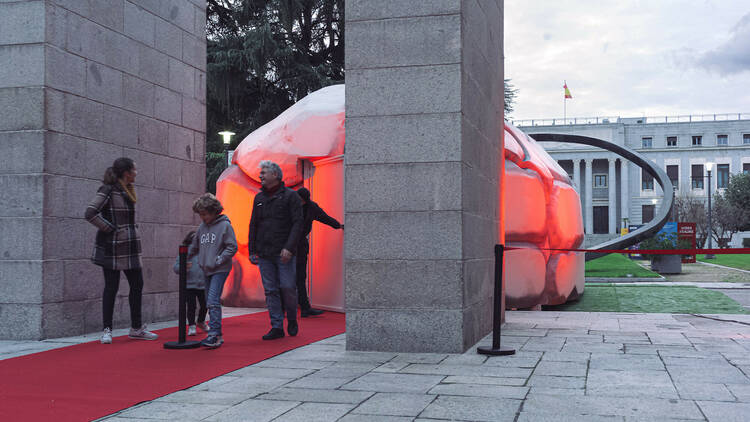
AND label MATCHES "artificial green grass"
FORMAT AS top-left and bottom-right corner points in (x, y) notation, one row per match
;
(585, 253), (660, 278)
(545, 284), (749, 314)
(697, 254), (750, 271)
